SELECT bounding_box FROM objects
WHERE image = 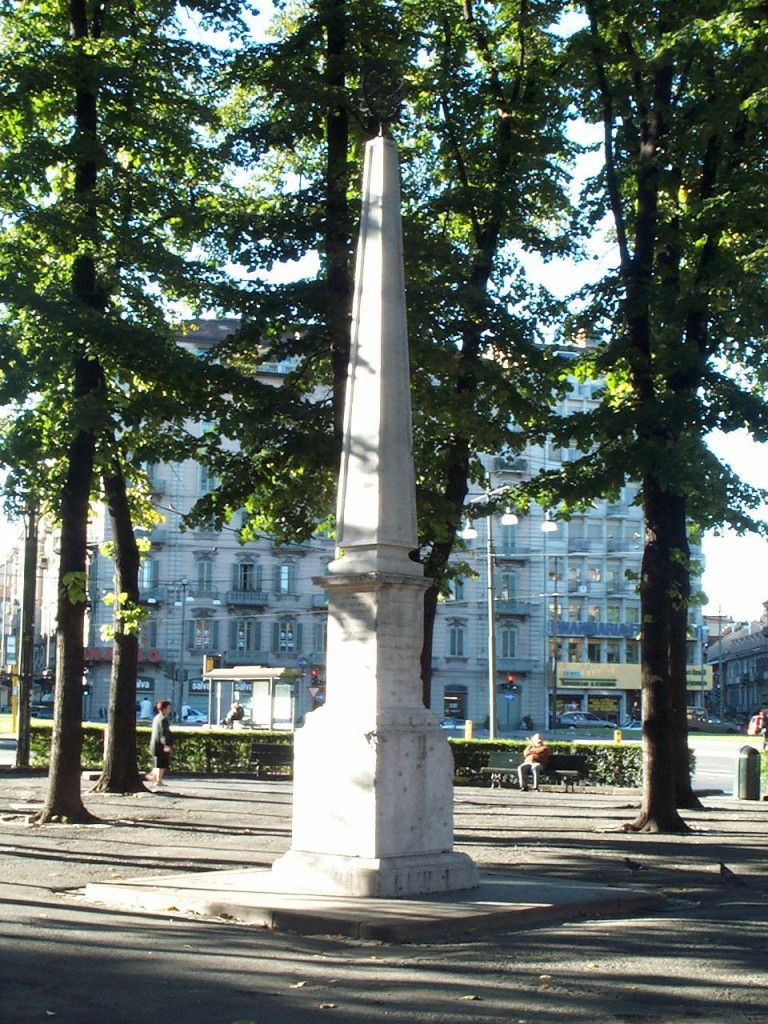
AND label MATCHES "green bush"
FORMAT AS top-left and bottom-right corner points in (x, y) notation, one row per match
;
(31, 723), (293, 774)
(448, 738), (644, 787)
